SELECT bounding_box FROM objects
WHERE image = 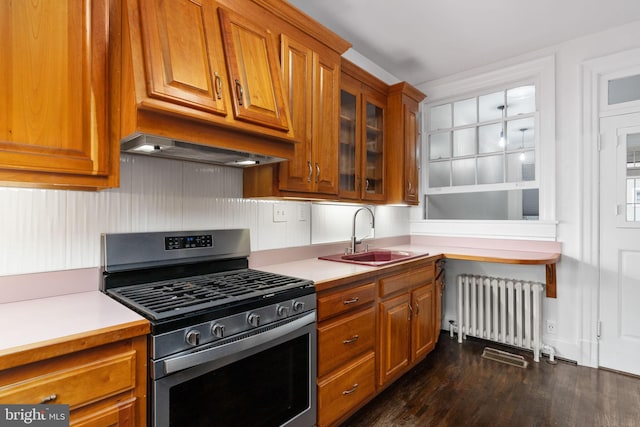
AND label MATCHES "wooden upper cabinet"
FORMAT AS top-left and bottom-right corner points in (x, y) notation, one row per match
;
(0, 0), (117, 189)
(218, 7), (289, 131)
(138, 0), (227, 116)
(339, 60), (387, 202)
(278, 34), (339, 194)
(386, 82), (426, 205)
